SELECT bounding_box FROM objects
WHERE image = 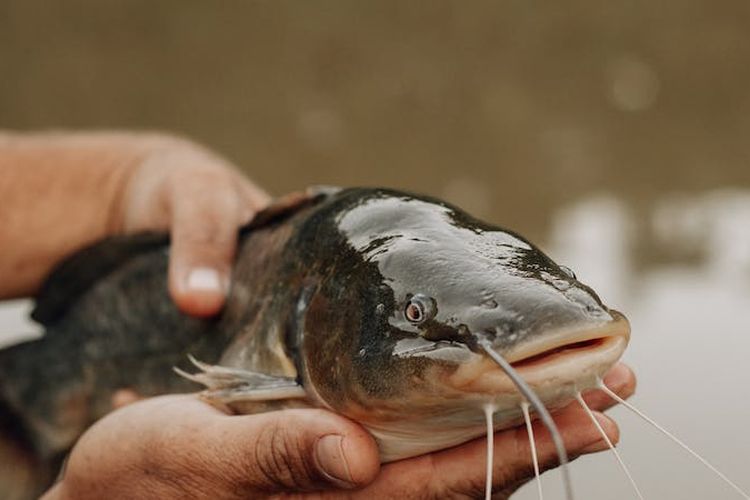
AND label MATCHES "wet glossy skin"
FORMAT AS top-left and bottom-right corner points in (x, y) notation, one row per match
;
(292, 189), (624, 459)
